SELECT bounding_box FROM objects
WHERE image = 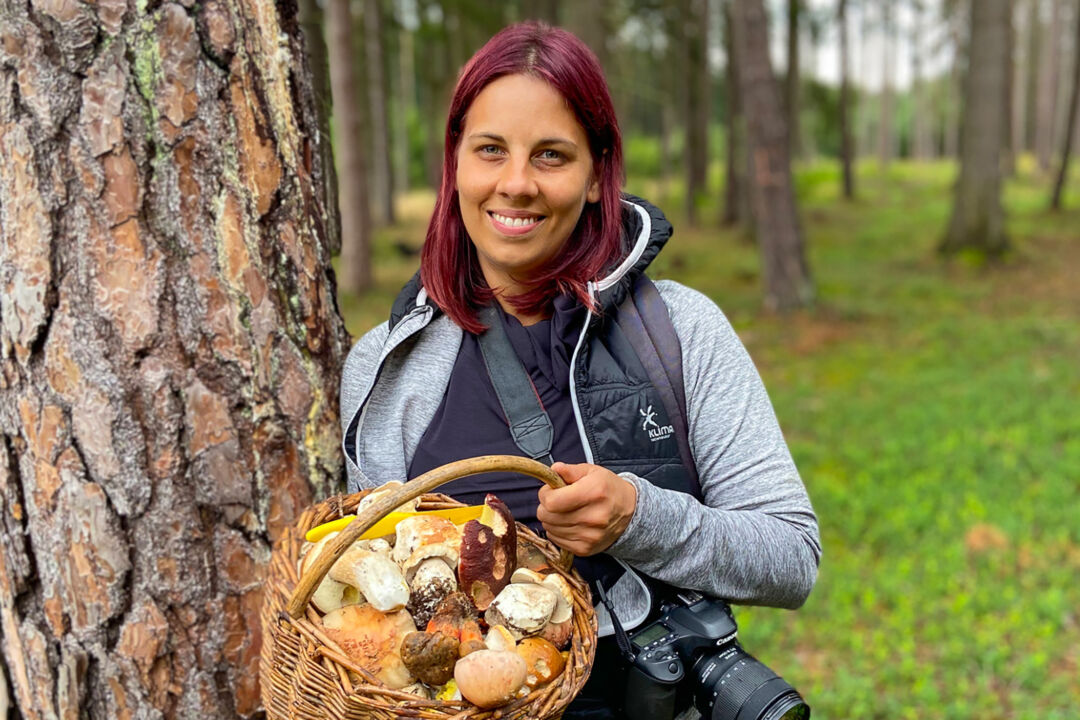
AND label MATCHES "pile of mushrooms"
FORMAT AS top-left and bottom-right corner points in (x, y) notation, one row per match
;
(298, 491), (575, 708)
